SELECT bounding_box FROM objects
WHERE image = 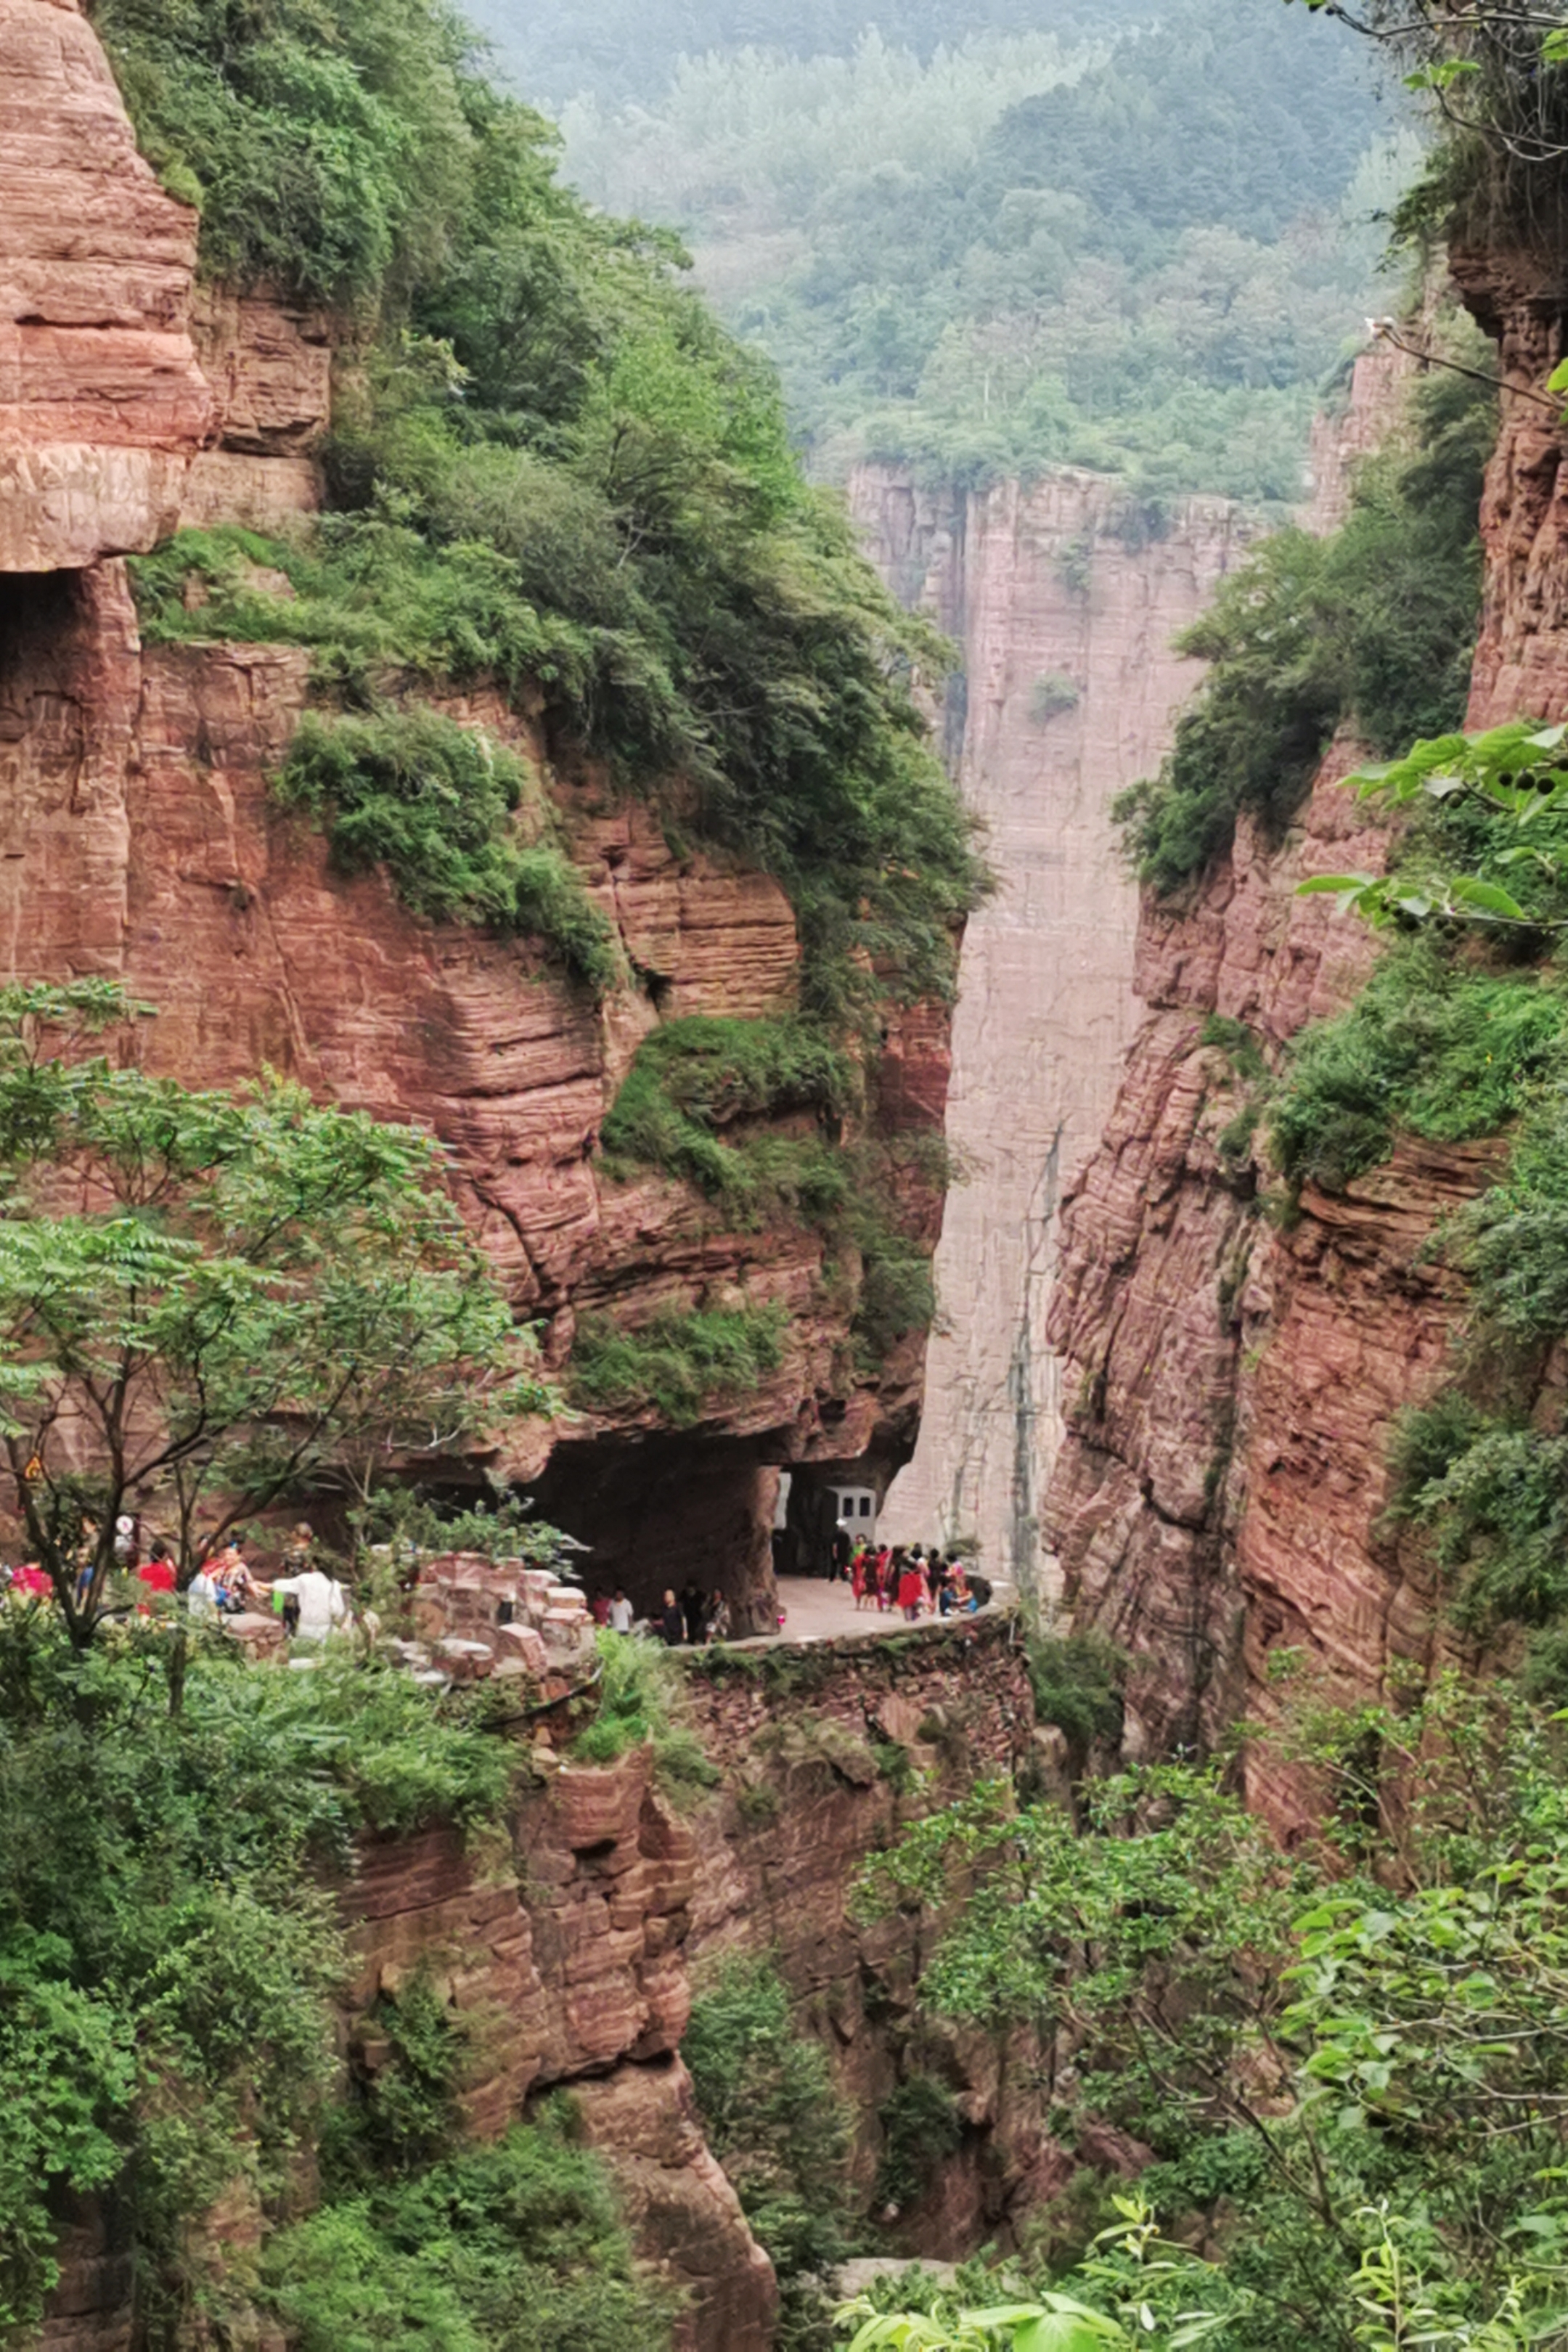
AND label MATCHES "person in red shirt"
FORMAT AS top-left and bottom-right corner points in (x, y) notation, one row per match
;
(138, 1556), (176, 1595)
(897, 1553), (923, 1622)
